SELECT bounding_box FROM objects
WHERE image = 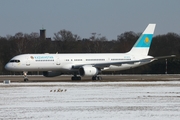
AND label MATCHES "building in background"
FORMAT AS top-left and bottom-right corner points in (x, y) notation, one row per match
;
(40, 28), (46, 40)
(40, 28), (51, 40)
